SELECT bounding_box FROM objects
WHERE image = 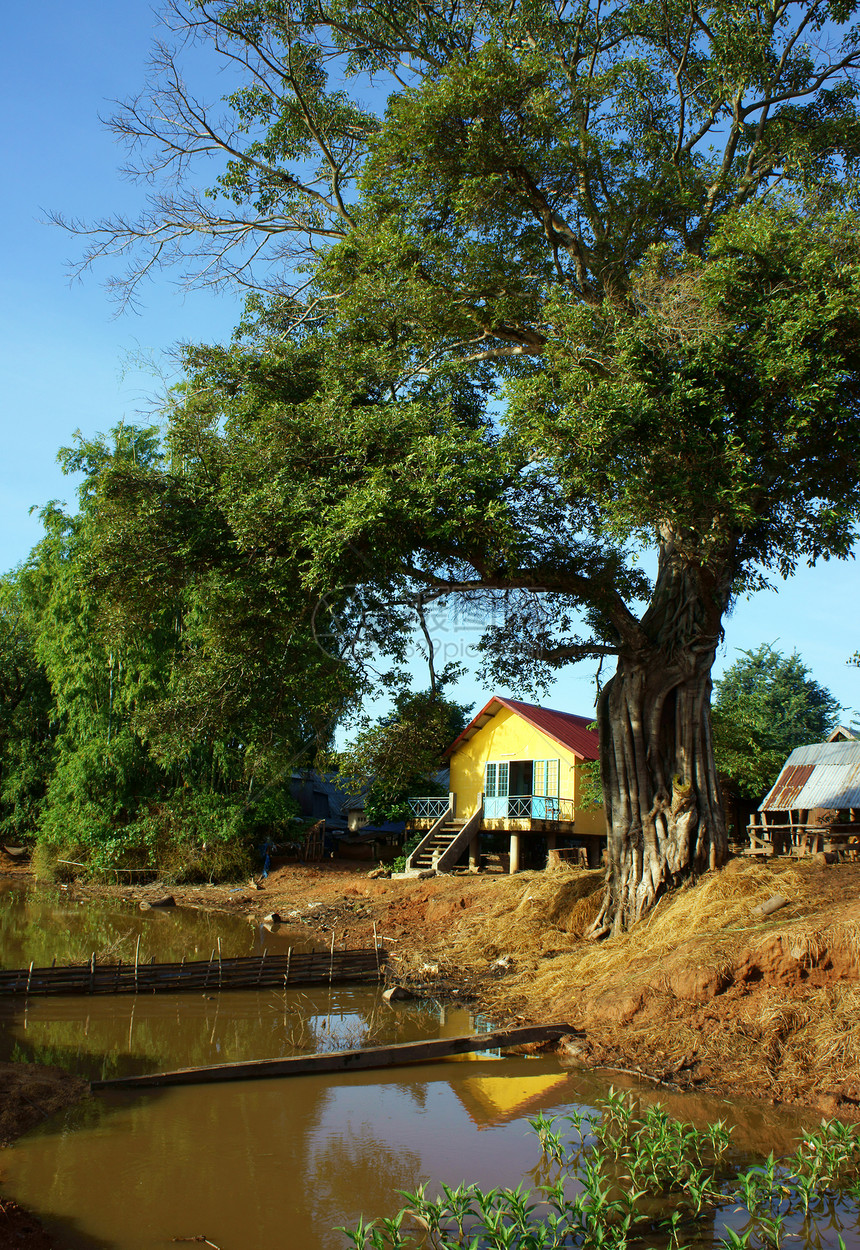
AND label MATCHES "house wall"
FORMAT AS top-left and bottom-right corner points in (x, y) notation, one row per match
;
(448, 705), (605, 834)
